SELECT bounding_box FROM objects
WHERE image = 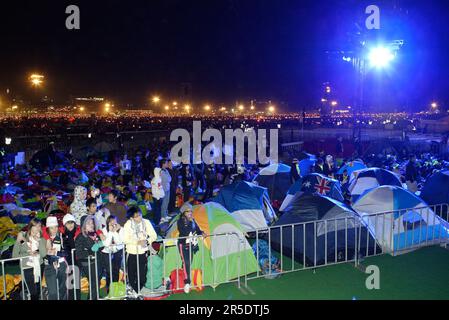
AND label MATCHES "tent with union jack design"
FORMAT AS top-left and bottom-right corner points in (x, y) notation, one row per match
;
(279, 173), (344, 211)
